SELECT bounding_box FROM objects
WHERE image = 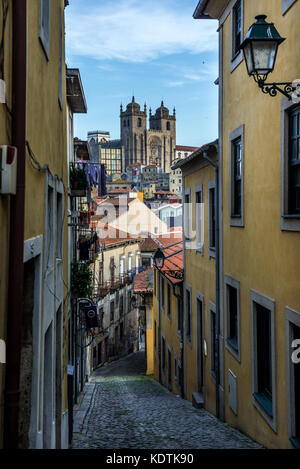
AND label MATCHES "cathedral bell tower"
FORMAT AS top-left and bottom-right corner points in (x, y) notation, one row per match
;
(120, 97), (147, 168)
